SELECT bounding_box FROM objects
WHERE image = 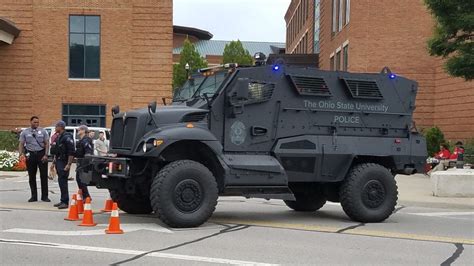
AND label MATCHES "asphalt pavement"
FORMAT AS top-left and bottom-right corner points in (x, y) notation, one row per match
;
(0, 170), (473, 265)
